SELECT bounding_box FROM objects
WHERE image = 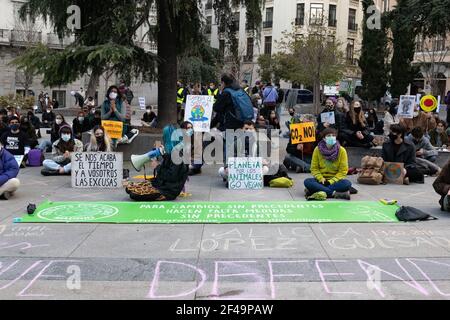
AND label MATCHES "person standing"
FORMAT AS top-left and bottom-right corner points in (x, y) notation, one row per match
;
(207, 82), (219, 102)
(262, 82), (278, 119)
(177, 81), (188, 123)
